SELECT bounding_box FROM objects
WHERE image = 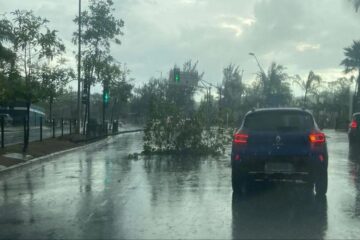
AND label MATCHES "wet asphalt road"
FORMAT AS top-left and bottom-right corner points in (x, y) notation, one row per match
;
(0, 130), (359, 239)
